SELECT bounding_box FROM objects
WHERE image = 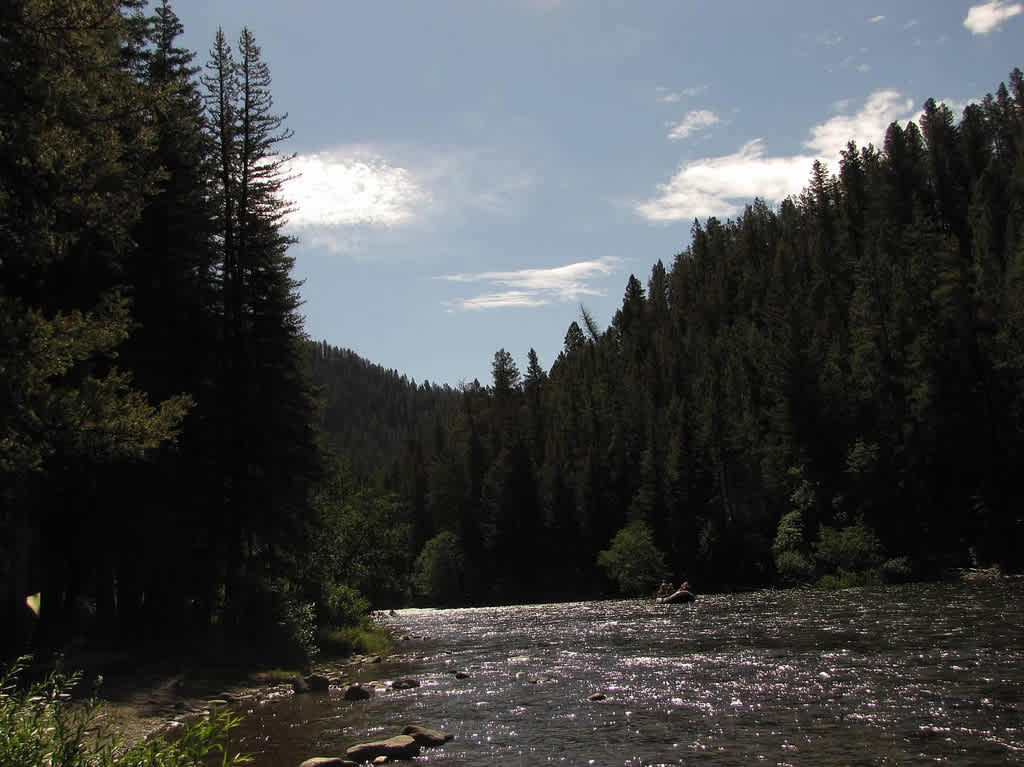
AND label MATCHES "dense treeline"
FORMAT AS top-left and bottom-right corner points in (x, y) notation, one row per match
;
(397, 71), (1024, 602)
(308, 341), (461, 481)
(0, 0), (376, 664)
